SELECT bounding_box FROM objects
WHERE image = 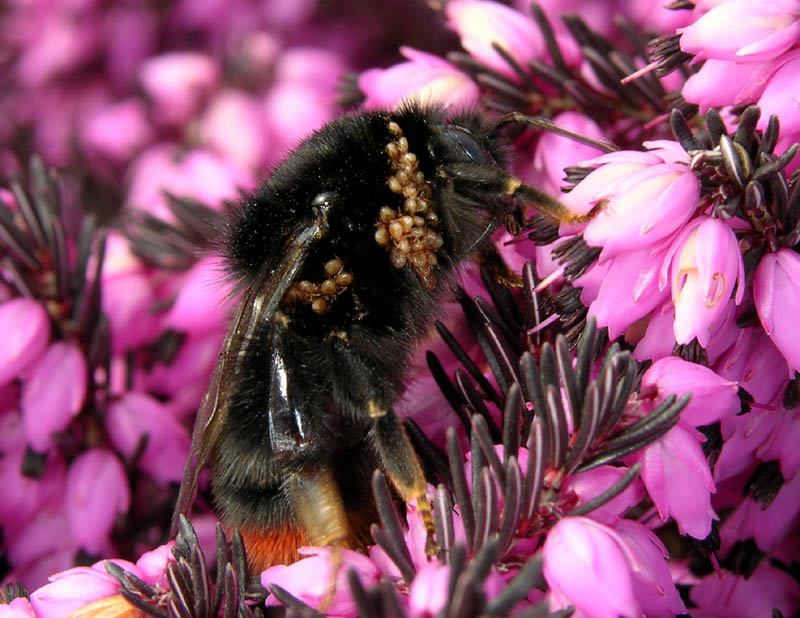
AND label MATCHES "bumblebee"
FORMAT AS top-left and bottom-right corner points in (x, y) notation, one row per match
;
(172, 103), (593, 572)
